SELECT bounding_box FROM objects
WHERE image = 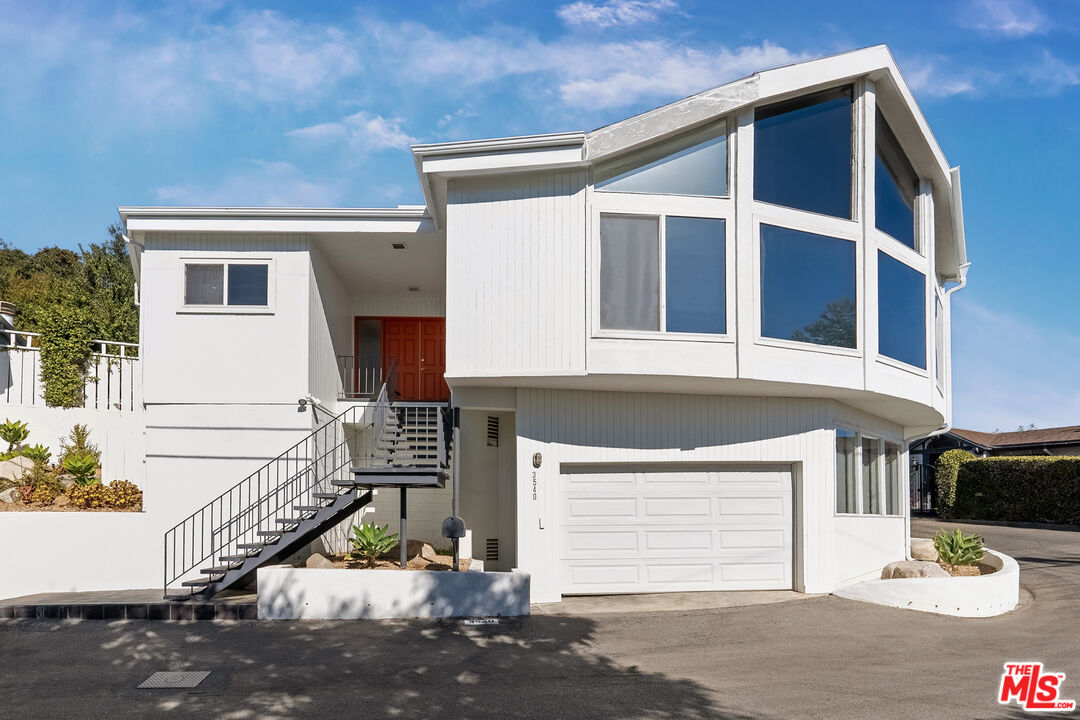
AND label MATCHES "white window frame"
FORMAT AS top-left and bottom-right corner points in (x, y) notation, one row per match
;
(934, 288), (946, 392)
(834, 425), (905, 518)
(590, 201), (735, 343)
(179, 257), (275, 314)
